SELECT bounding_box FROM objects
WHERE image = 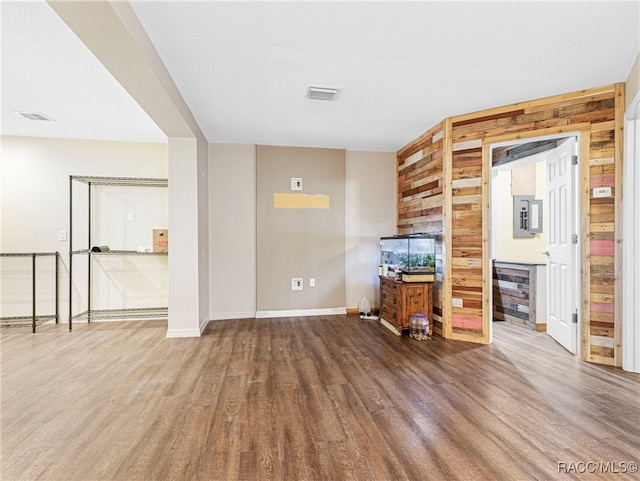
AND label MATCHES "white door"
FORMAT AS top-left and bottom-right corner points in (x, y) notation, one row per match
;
(546, 137), (578, 353)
